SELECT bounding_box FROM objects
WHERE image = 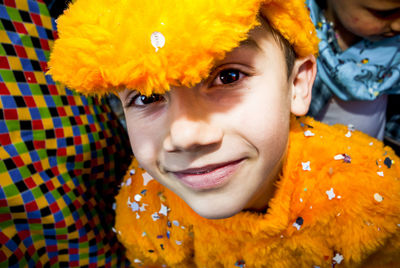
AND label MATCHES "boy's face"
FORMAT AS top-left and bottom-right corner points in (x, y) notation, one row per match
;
(119, 20), (315, 219)
(327, 0), (400, 41)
